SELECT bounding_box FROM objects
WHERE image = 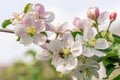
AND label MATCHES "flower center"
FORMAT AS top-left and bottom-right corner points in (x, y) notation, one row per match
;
(88, 38), (96, 47)
(86, 68), (91, 77)
(55, 24), (60, 31)
(62, 48), (70, 55)
(27, 27), (36, 36)
(59, 48), (70, 58)
(14, 14), (21, 21)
